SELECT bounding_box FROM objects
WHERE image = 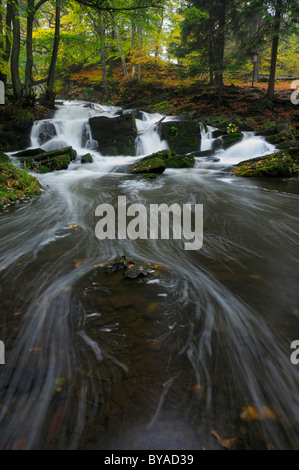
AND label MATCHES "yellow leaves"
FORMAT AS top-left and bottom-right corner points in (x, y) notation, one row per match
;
(240, 405), (277, 422)
(211, 430), (238, 449)
(55, 378), (66, 392)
